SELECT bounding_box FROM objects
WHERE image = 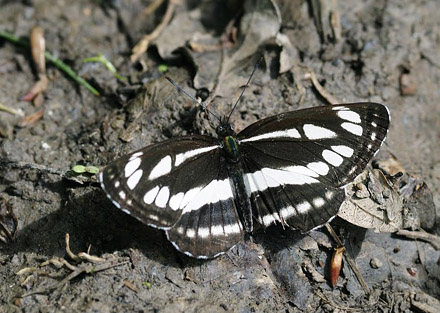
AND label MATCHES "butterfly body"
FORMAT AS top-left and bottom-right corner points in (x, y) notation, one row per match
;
(99, 102), (390, 259)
